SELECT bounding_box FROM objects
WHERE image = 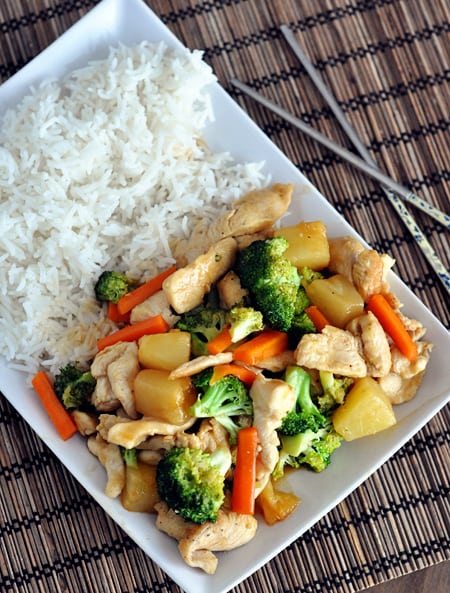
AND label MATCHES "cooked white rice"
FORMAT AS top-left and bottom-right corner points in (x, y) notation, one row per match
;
(0, 42), (267, 379)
